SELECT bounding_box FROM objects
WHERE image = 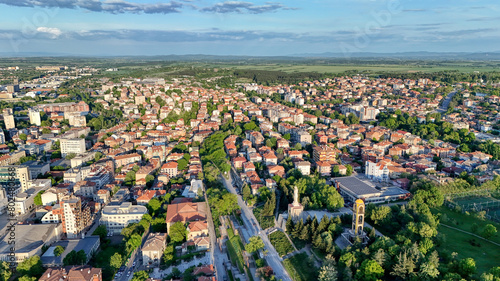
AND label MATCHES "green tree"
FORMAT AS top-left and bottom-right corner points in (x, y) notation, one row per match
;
(92, 225), (107, 241)
(458, 258), (476, 278)
(162, 245), (175, 265)
(318, 255), (337, 281)
(126, 233), (143, 251)
(131, 270), (149, 281)
(53, 245), (65, 257)
(345, 164), (353, 176)
(242, 185), (251, 201)
(244, 236), (265, 253)
(483, 224), (497, 239)
(0, 261), (12, 281)
(94, 152), (103, 161)
(147, 198), (162, 216)
(356, 260), (384, 281)
(18, 277), (37, 281)
(169, 222), (187, 243)
(17, 255), (44, 277)
(110, 252), (122, 270)
(19, 133), (27, 141)
(63, 250), (87, 266)
(369, 205), (392, 225)
(177, 158), (188, 171)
